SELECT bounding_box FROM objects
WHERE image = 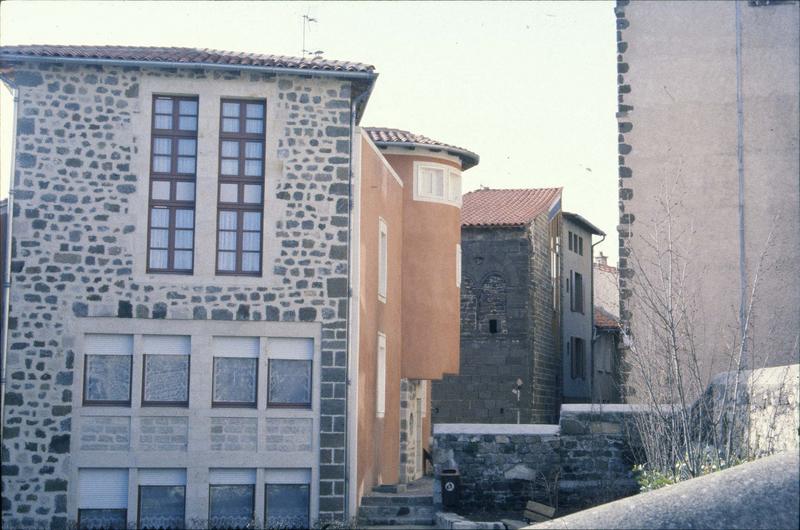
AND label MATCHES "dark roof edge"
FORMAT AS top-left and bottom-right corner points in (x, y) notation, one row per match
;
(372, 140), (480, 170)
(0, 53), (379, 121)
(562, 211), (605, 236)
